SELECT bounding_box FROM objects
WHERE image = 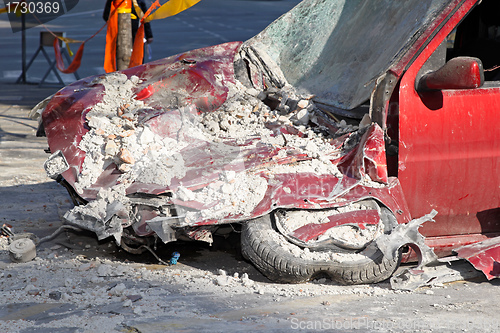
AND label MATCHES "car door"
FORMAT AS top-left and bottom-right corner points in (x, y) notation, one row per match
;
(398, 0), (500, 237)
